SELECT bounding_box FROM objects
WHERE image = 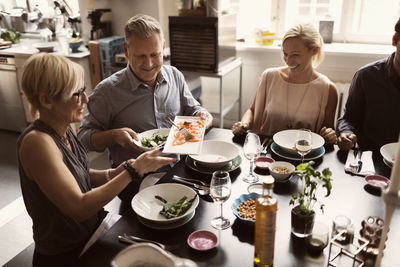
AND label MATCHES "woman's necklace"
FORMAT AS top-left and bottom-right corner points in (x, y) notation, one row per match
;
(286, 72), (314, 129)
